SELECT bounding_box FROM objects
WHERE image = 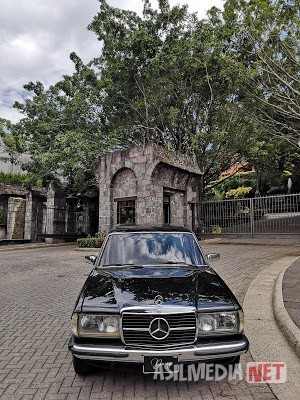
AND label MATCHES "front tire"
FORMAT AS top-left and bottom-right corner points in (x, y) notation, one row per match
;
(72, 356), (92, 375)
